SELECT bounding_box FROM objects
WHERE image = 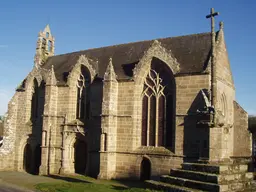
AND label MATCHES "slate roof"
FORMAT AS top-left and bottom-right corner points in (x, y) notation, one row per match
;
(42, 32), (212, 85)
